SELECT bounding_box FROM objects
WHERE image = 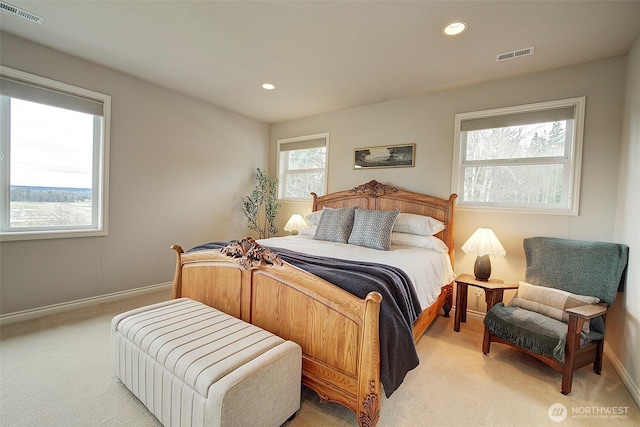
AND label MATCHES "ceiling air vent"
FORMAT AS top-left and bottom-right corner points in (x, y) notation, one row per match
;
(0, 1), (44, 24)
(496, 46), (535, 62)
